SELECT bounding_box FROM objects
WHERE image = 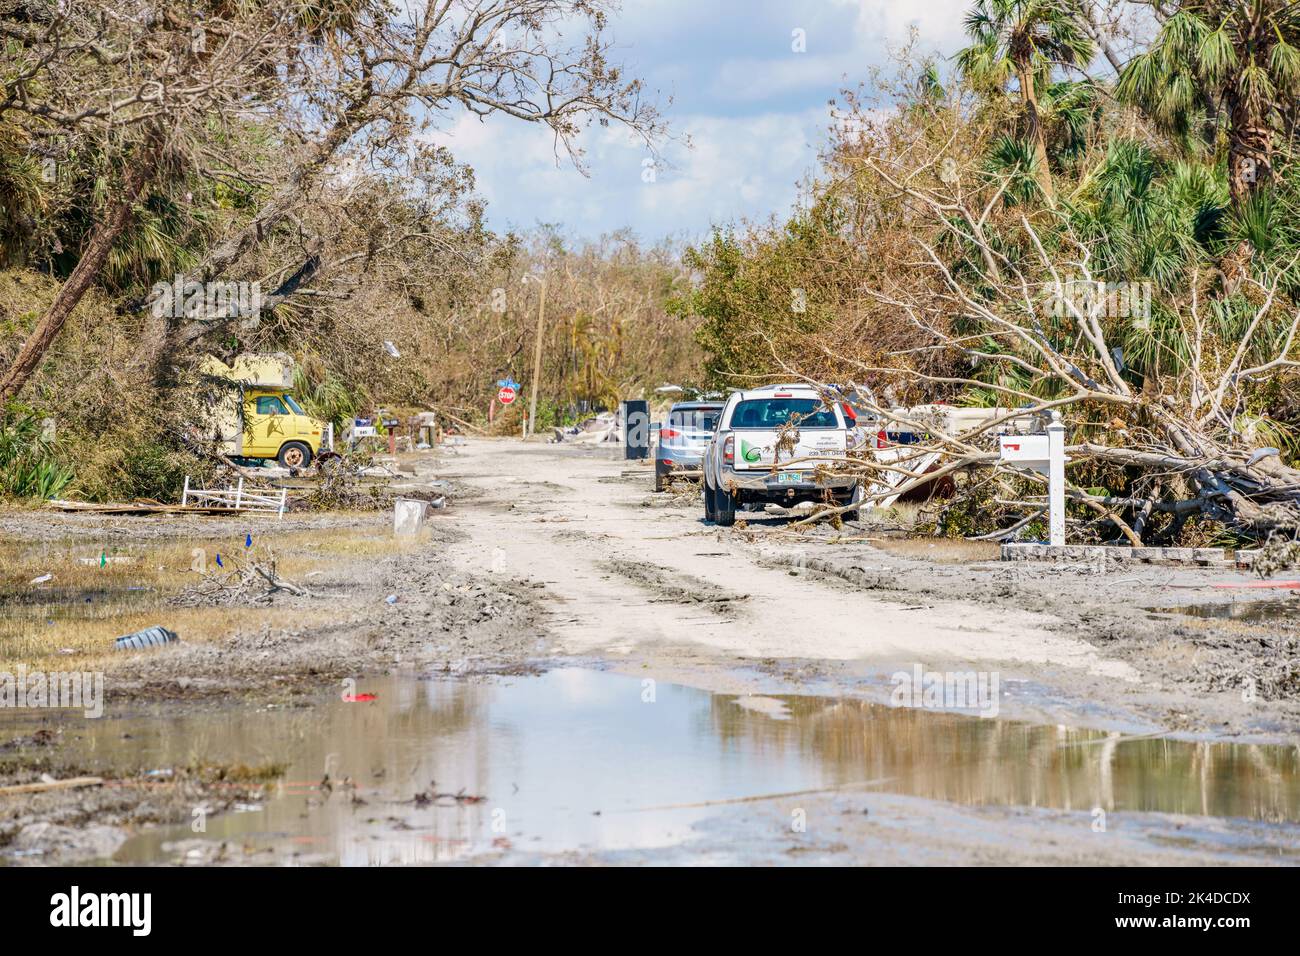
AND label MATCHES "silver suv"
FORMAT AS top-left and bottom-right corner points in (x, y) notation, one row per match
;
(654, 401), (723, 491)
